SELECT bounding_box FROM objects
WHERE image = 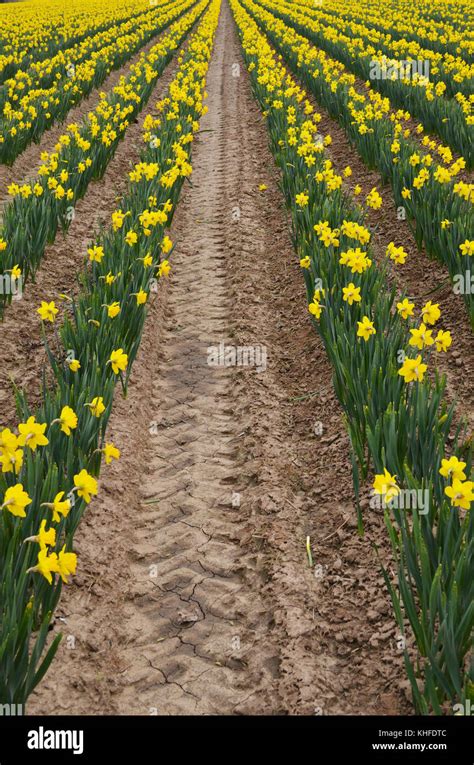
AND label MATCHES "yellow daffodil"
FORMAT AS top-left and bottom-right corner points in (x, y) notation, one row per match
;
(445, 479), (474, 510)
(125, 230), (138, 246)
(158, 260), (171, 277)
(107, 301), (121, 319)
(41, 491), (72, 522)
(111, 210), (125, 230)
(365, 188), (382, 210)
(18, 416), (49, 451)
(421, 301), (441, 325)
(439, 457), (467, 483)
(56, 545), (77, 583)
(87, 245), (105, 263)
(73, 469), (98, 504)
(342, 283), (362, 305)
(108, 348), (128, 375)
(398, 355), (427, 383)
(85, 397), (106, 417)
(459, 240), (473, 257)
(435, 330), (452, 352)
(54, 405), (78, 436)
(409, 323), (434, 350)
(1, 483), (32, 517)
(27, 548), (59, 585)
(37, 301), (58, 322)
(397, 298), (415, 319)
(25, 519), (56, 550)
(386, 242), (408, 264)
(104, 442), (120, 465)
(308, 300), (322, 319)
(373, 468), (400, 505)
(69, 359), (81, 372)
(357, 316), (376, 341)
(295, 192), (309, 207)
(133, 288), (148, 305)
